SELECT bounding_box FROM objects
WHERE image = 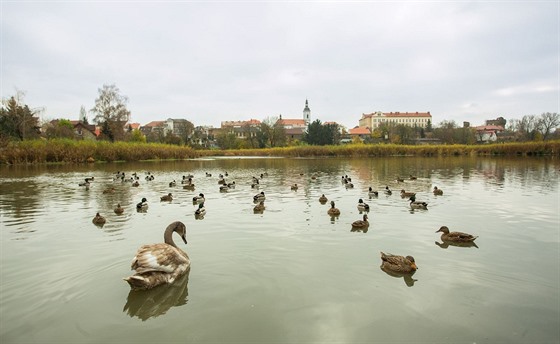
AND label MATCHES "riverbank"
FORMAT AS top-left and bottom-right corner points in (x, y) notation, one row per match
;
(1, 139), (558, 164)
